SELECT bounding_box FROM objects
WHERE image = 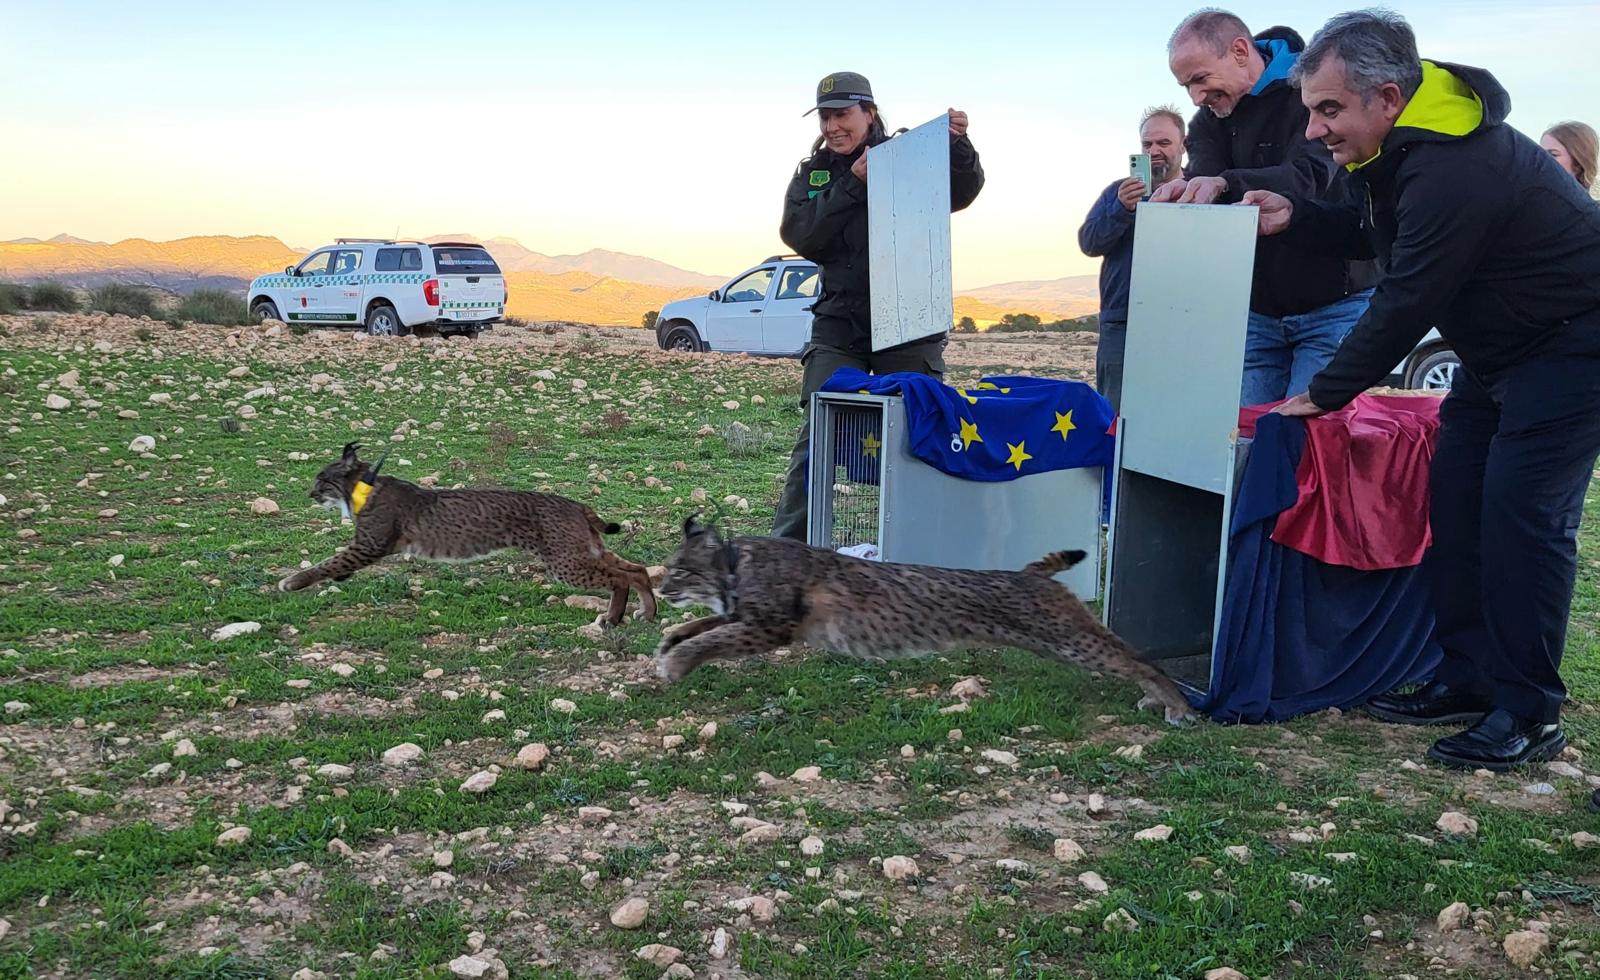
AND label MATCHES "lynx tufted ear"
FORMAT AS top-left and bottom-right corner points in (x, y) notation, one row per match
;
(682, 514), (707, 538)
(341, 442), (361, 462)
